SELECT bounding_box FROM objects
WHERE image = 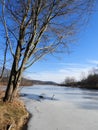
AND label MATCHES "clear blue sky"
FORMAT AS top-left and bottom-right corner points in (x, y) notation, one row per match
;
(24, 8), (98, 83)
